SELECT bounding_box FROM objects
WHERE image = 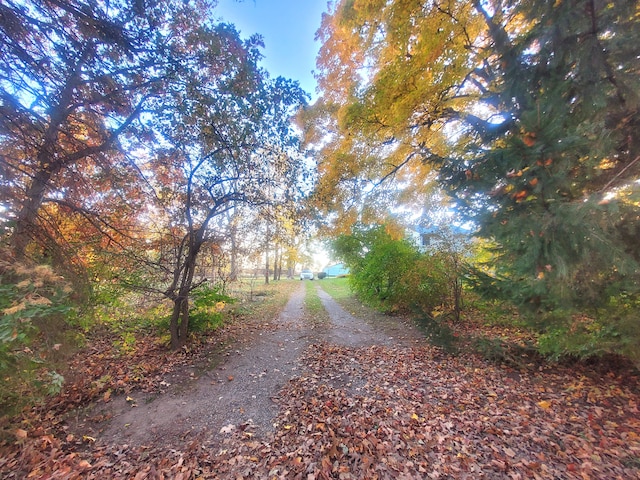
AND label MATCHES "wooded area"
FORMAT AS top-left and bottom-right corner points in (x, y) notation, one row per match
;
(1, 0), (639, 470)
(307, 0), (640, 361)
